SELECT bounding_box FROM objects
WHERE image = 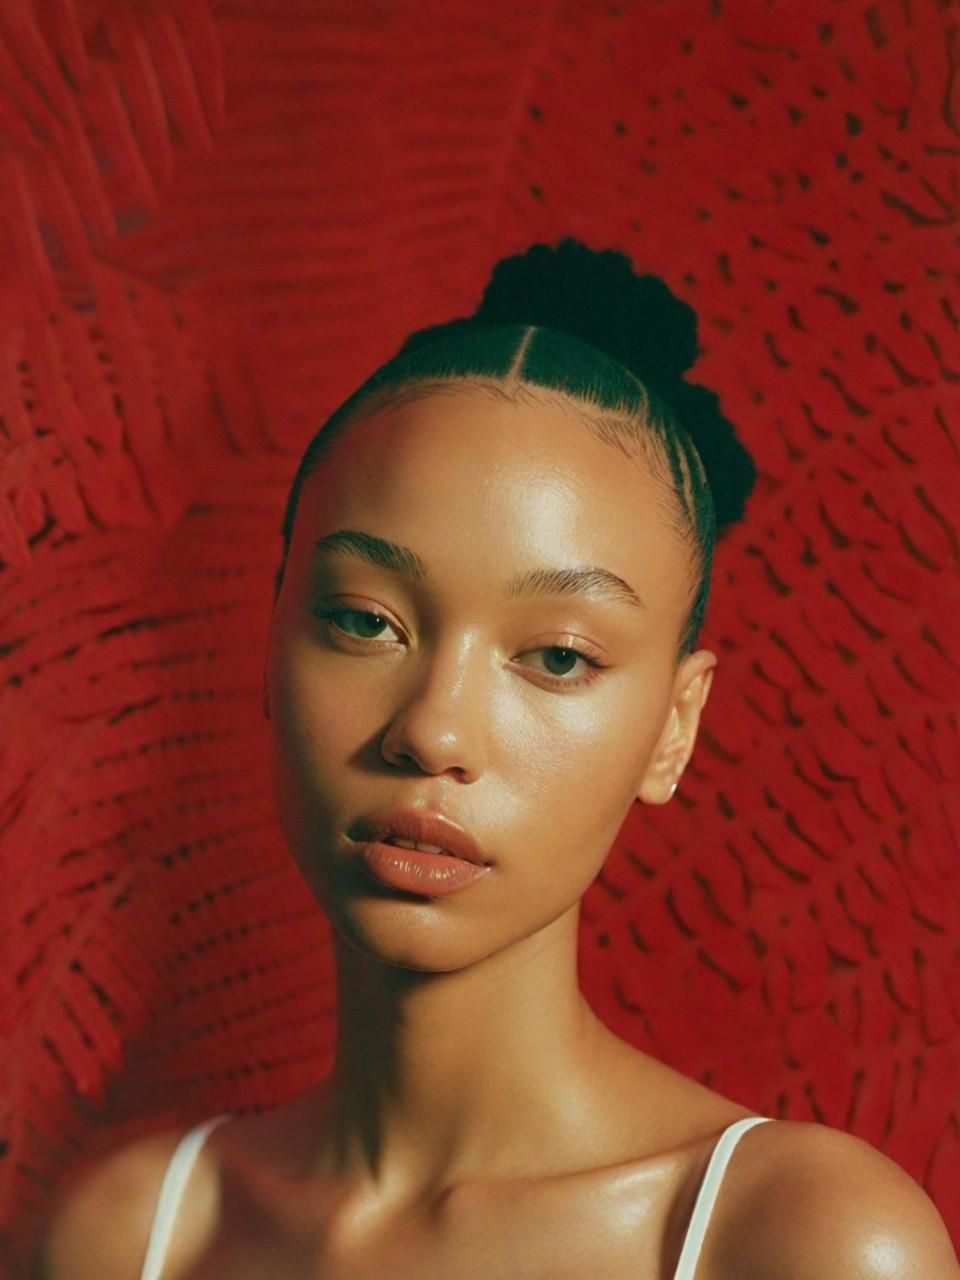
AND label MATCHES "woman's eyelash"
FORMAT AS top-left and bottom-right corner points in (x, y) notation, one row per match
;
(310, 606), (609, 689)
